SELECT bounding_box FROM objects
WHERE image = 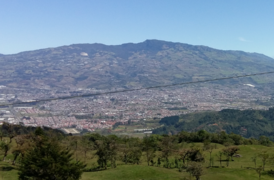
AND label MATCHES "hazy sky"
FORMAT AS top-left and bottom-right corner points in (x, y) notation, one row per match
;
(0, 0), (273, 57)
